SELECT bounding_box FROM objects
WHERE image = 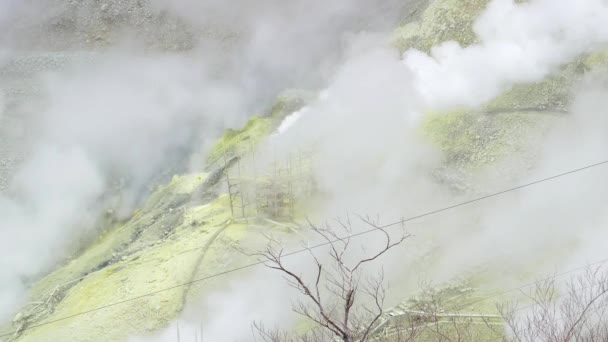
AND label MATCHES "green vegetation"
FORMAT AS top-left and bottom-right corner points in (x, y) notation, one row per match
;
(485, 51), (608, 112)
(484, 69), (575, 112)
(206, 90), (310, 165)
(11, 170), (292, 341)
(13, 2), (608, 341)
(9, 173), (206, 340)
(8, 91), (313, 340)
(421, 108), (556, 170)
(206, 115), (273, 164)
